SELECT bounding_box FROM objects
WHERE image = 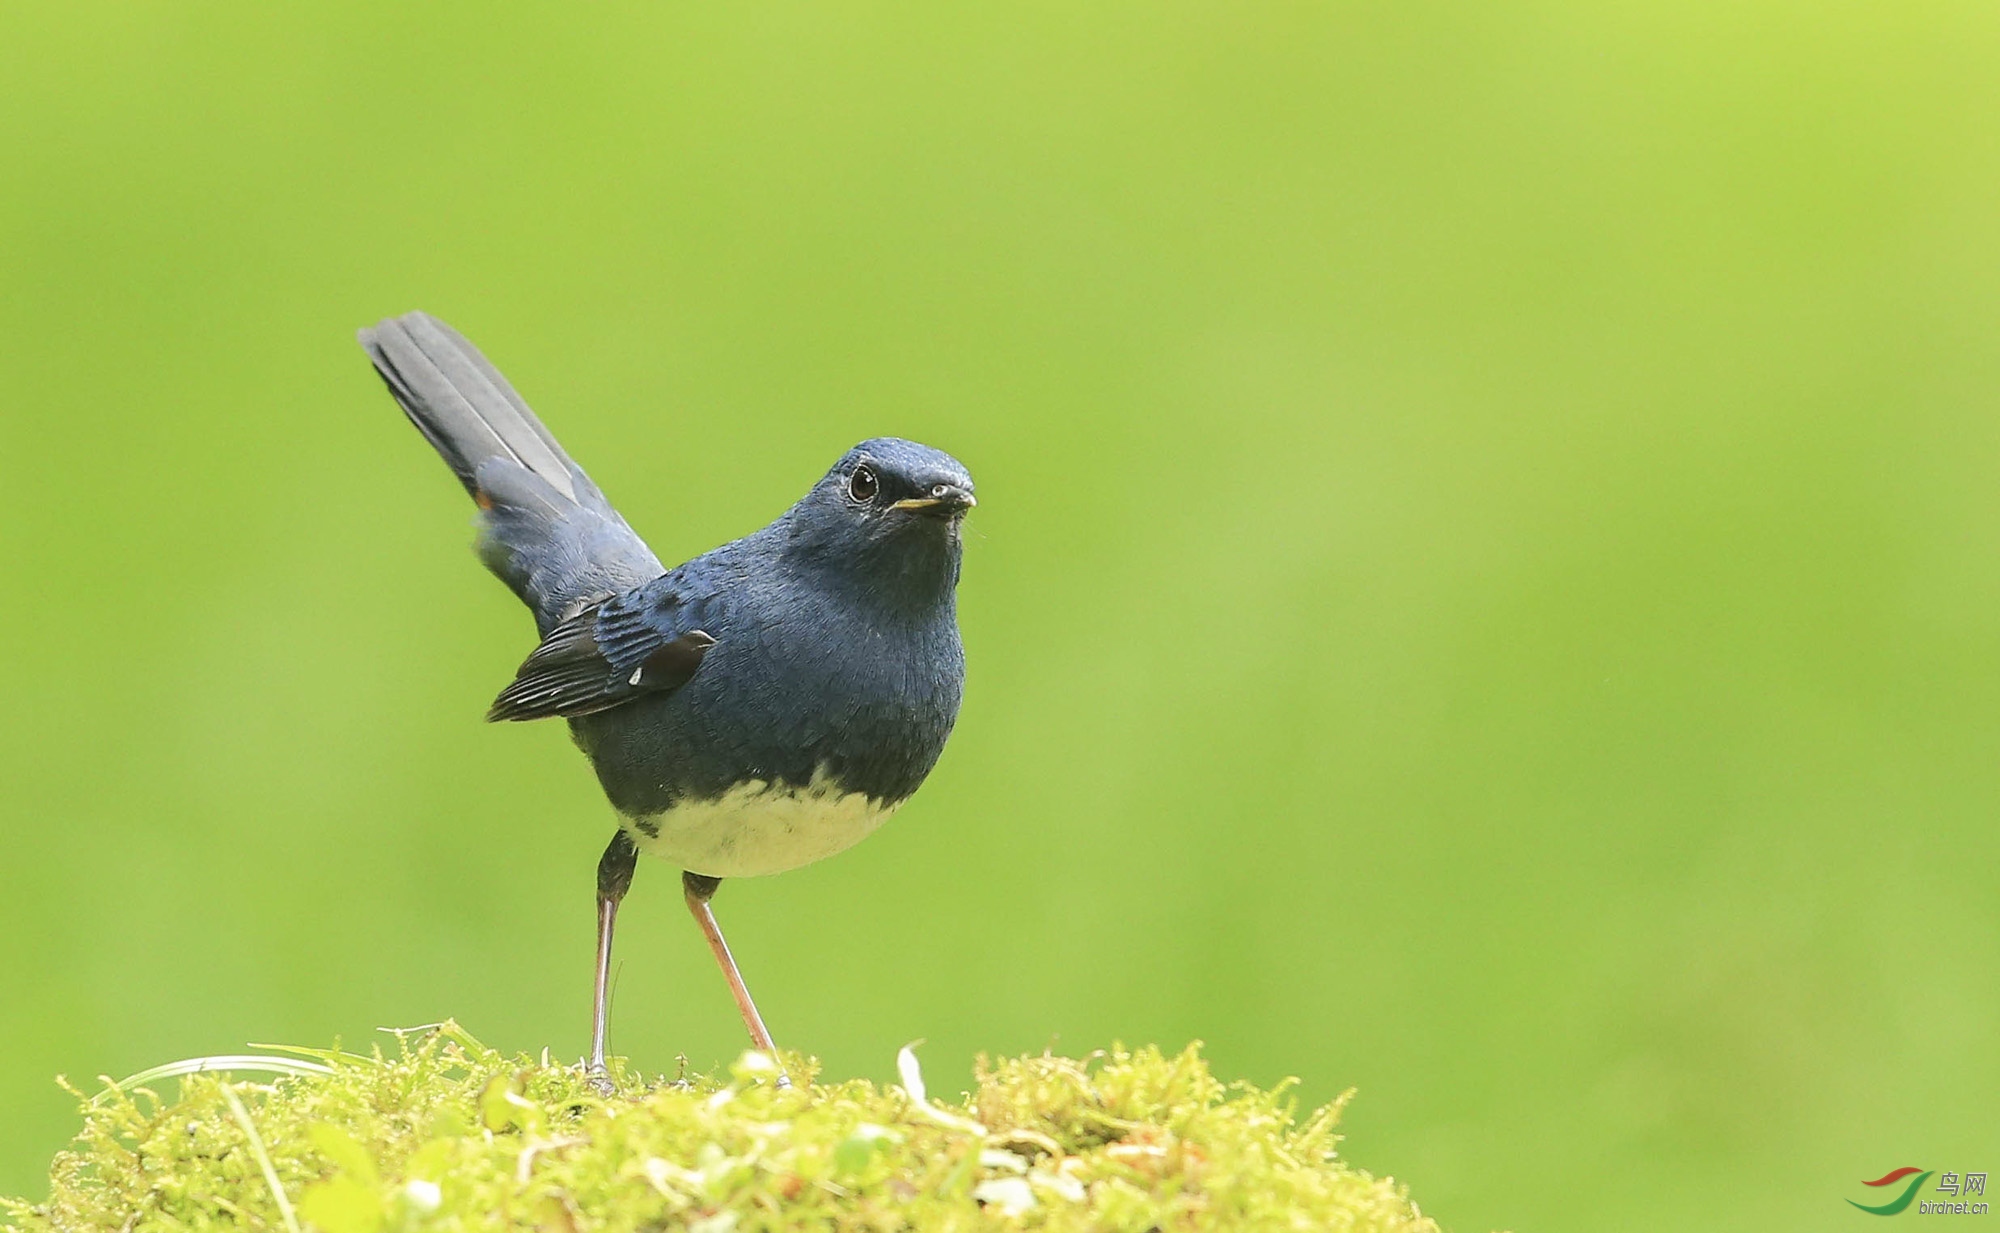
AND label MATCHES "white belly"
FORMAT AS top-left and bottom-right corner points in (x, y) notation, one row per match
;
(625, 773), (898, 878)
